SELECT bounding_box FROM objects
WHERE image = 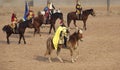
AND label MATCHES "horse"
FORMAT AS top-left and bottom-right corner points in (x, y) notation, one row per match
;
(44, 28), (83, 63)
(67, 8), (95, 30)
(2, 19), (33, 44)
(32, 10), (63, 36)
